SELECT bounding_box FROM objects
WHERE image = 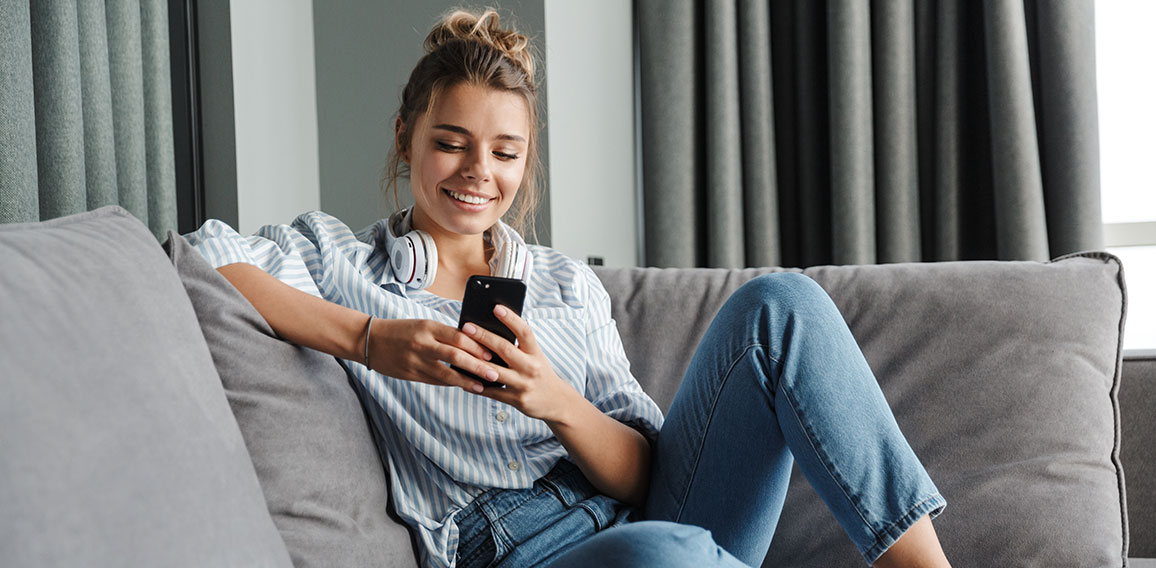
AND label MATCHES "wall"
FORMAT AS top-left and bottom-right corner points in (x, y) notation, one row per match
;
(197, 0), (321, 234)
(543, 0), (638, 266)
